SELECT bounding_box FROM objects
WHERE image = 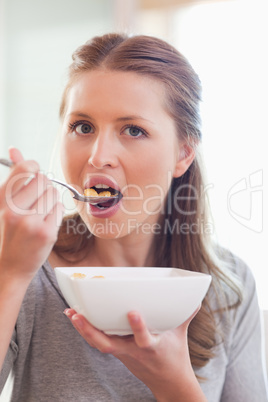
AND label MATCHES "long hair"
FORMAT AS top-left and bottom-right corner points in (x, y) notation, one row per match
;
(54, 33), (243, 369)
